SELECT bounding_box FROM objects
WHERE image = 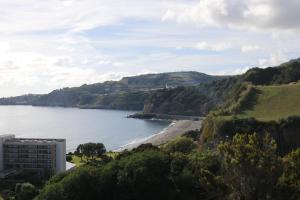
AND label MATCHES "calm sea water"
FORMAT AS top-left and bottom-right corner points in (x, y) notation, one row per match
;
(0, 106), (170, 151)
